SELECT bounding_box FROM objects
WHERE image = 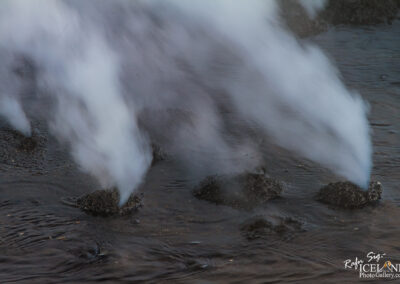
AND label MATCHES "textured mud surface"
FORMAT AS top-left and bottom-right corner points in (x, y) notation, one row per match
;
(240, 216), (304, 241)
(75, 189), (143, 217)
(0, 126), (47, 169)
(317, 181), (383, 209)
(193, 172), (284, 209)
